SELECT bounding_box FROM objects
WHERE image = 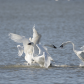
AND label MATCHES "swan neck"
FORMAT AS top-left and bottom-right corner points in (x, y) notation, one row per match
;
(65, 41), (75, 51)
(71, 42), (75, 51)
